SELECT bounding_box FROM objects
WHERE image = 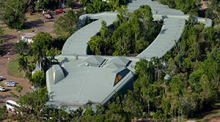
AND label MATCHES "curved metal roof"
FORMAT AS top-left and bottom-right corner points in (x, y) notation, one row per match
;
(62, 0), (212, 58)
(46, 0), (212, 112)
